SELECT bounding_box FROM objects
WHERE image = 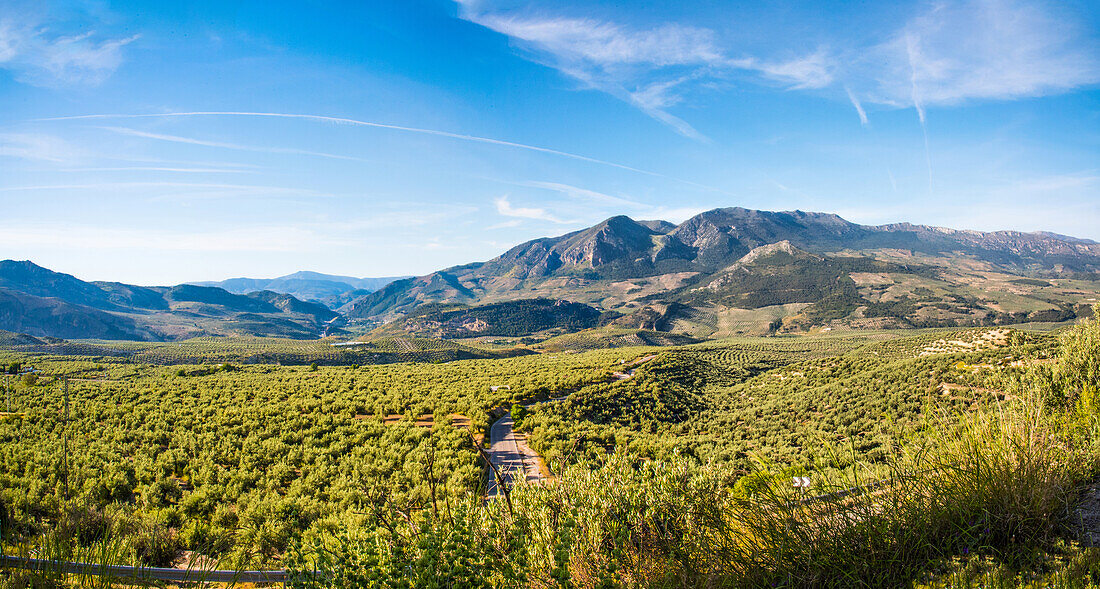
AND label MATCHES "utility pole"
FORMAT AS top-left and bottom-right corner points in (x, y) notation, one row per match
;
(62, 377), (69, 500)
